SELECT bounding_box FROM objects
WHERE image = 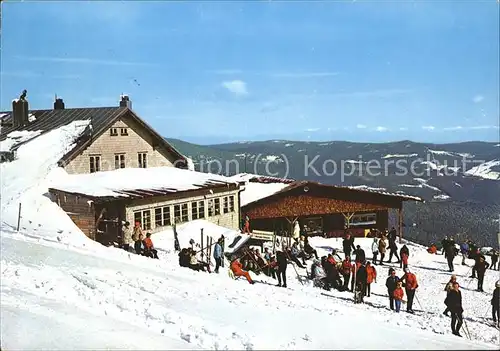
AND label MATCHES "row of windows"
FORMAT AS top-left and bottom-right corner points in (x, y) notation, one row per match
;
(110, 127), (128, 136)
(133, 195), (236, 230)
(90, 152), (148, 173)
